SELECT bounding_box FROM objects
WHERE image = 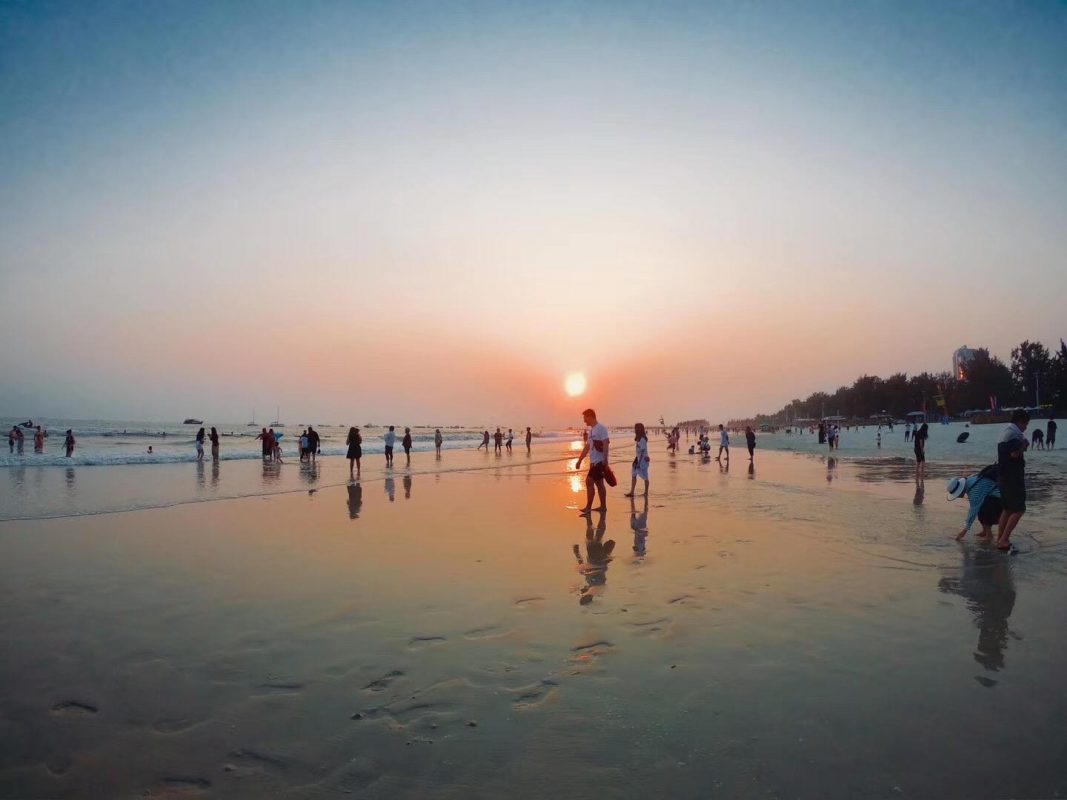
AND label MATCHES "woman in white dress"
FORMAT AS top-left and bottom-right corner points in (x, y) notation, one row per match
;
(625, 422), (650, 497)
